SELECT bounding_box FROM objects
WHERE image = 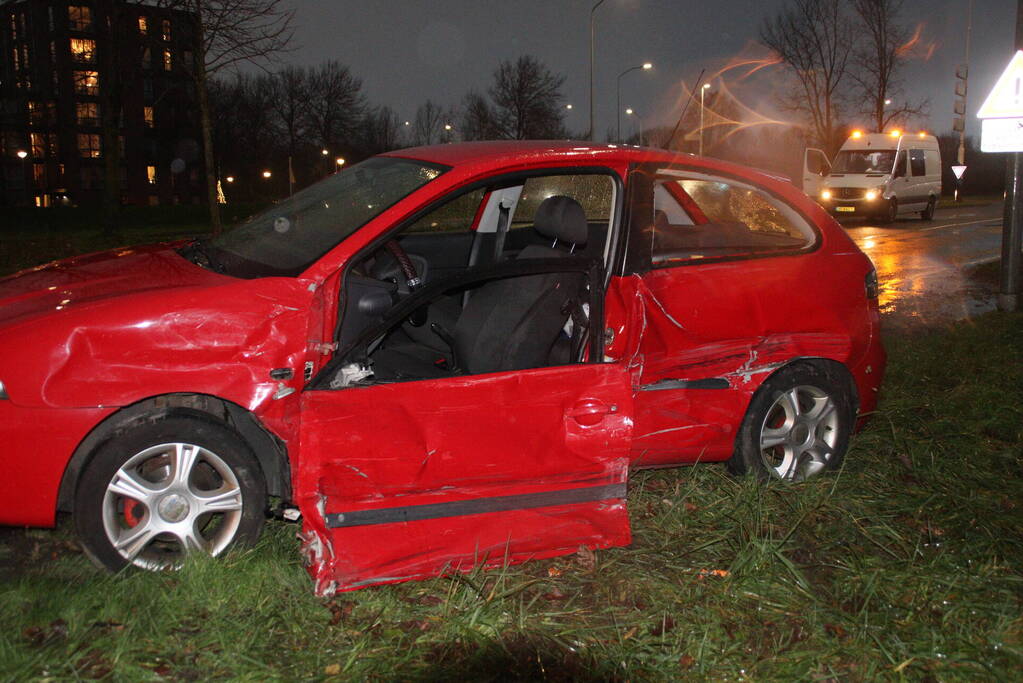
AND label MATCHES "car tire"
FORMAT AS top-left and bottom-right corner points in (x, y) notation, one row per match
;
(74, 414), (266, 572)
(727, 362), (854, 482)
(920, 196), (936, 221)
(885, 198), (898, 223)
